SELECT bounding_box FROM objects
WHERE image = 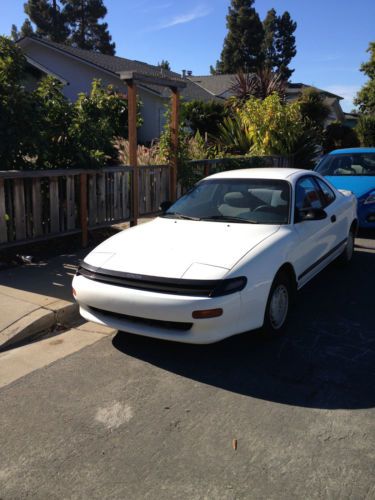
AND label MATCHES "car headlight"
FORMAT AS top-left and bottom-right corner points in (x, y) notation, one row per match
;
(364, 191), (375, 205)
(210, 277), (247, 297)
